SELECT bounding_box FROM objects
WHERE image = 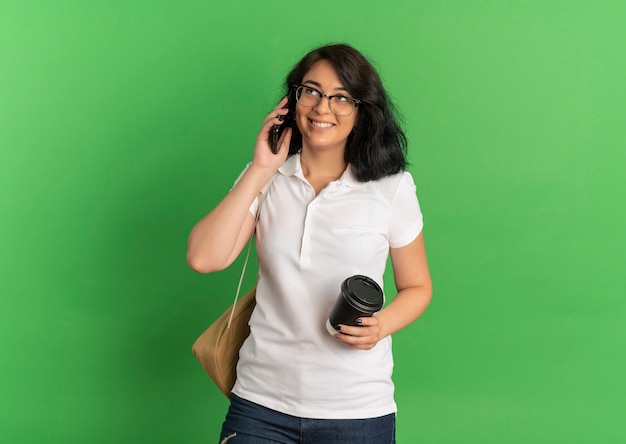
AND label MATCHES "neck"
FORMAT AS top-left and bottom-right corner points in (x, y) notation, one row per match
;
(300, 147), (347, 182)
(299, 147), (348, 195)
